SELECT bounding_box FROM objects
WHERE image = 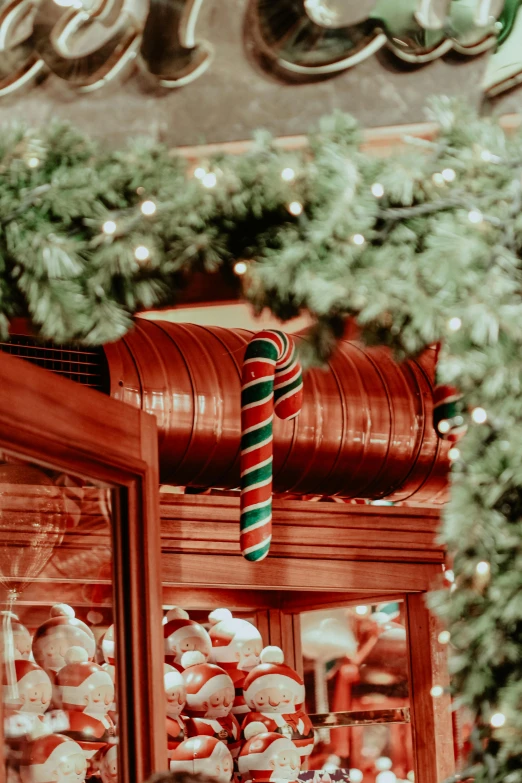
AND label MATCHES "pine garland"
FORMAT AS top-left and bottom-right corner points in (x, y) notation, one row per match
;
(3, 98), (522, 780)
